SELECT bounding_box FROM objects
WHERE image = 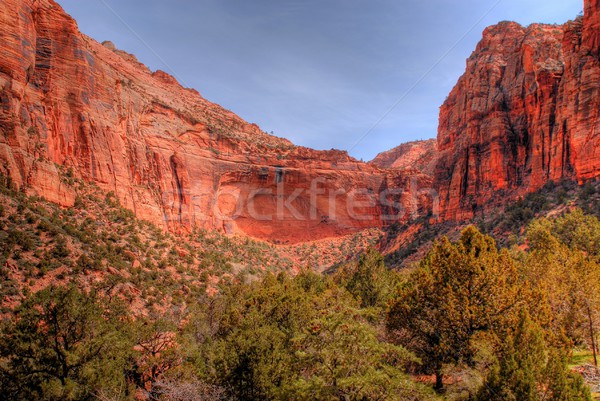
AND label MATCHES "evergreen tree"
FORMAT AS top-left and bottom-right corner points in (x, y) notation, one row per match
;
(387, 226), (522, 391)
(289, 286), (432, 401)
(338, 247), (398, 309)
(197, 273), (434, 400)
(475, 312), (592, 401)
(526, 213), (600, 365)
(0, 285), (131, 400)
